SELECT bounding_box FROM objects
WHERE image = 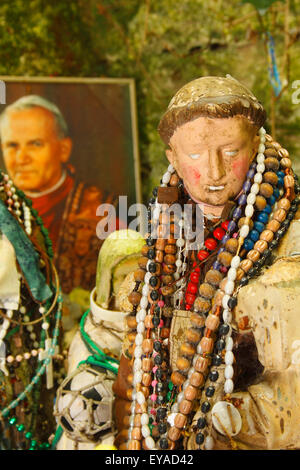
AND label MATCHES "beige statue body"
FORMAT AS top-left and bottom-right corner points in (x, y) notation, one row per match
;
(53, 230), (144, 450)
(80, 75), (299, 451)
